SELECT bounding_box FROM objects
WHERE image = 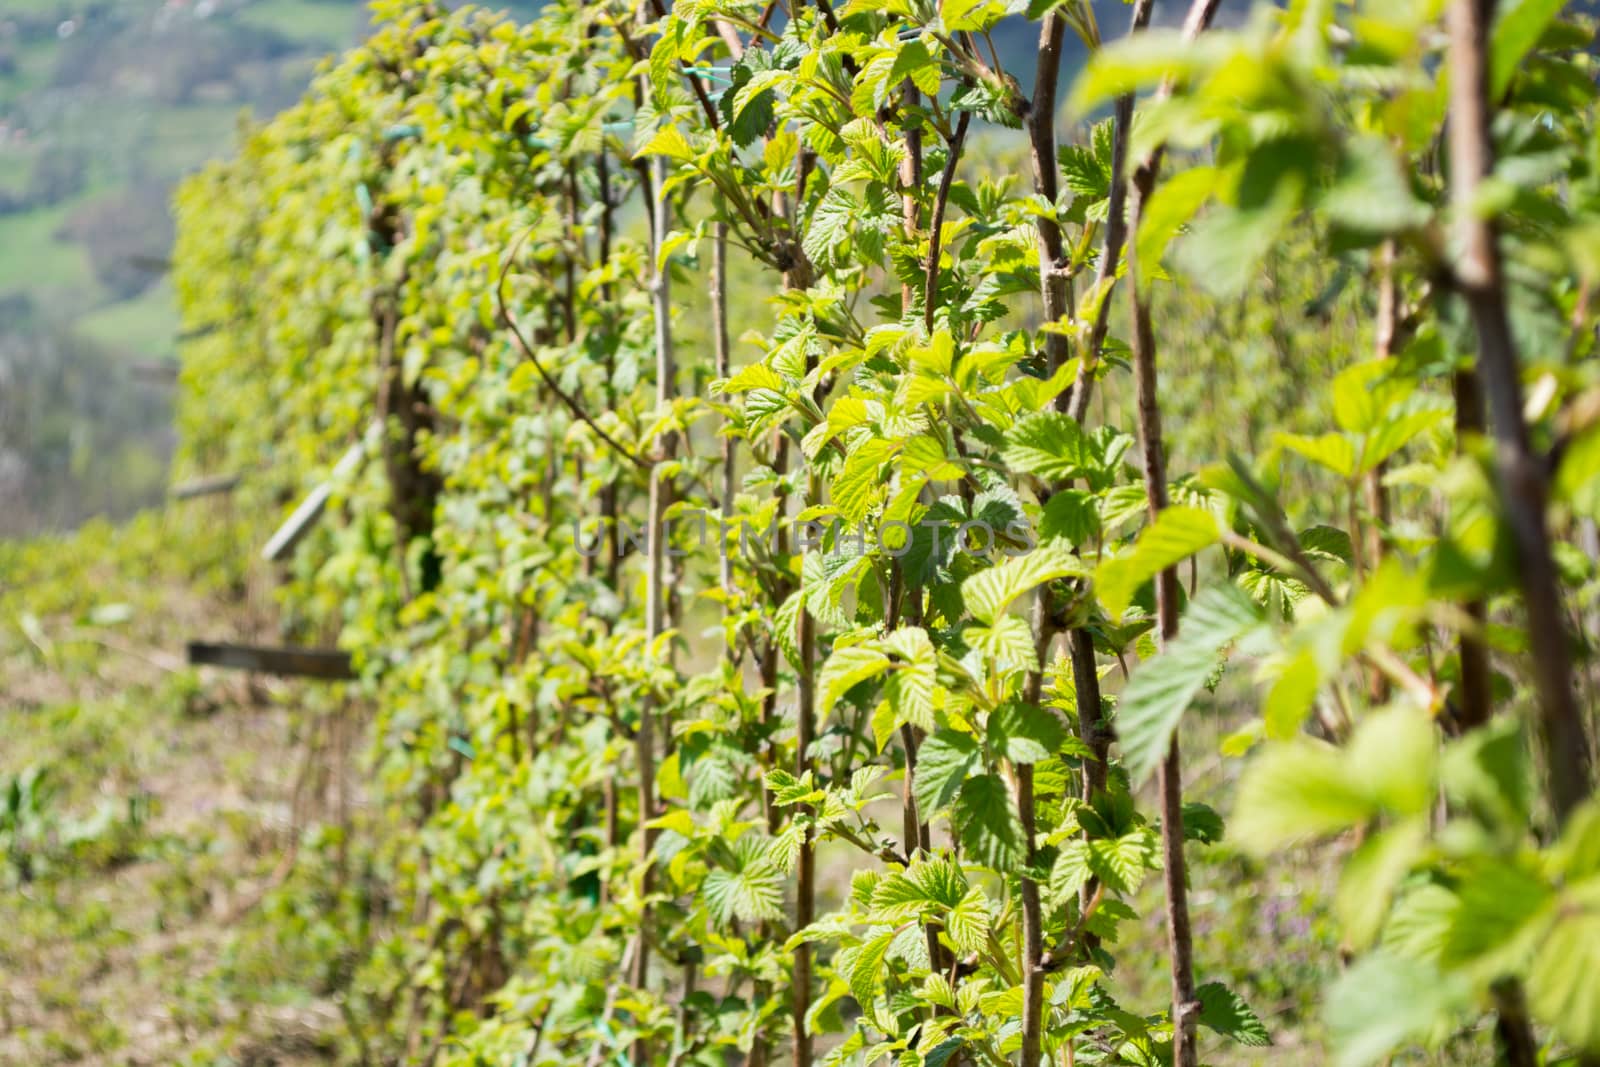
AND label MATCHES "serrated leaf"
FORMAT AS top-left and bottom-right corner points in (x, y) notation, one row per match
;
(1197, 982), (1271, 1047)
(1117, 583), (1263, 784)
(804, 187), (857, 269)
(987, 701), (1066, 764)
(883, 626), (937, 732)
(1068, 30), (1208, 116)
(1528, 900), (1600, 1054)
(849, 927), (896, 1009)
(956, 773), (1025, 870)
(913, 730), (981, 814)
(1039, 489), (1100, 546)
(1491, 0), (1568, 97)
(636, 124), (694, 162)
(1229, 740), (1374, 853)
(1135, 166), (1217, 286)
(1002, 411), (1099, 482)
(1181, 802), (1225, 845)
(962, 542), (1085, 625)
(1095, 506), (1221, 621)
(946, 886), (990, 954)
(703, 862), (786, 925)
(1324, 953), (1469, 1067)
(1276, 432), (1357, 478)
